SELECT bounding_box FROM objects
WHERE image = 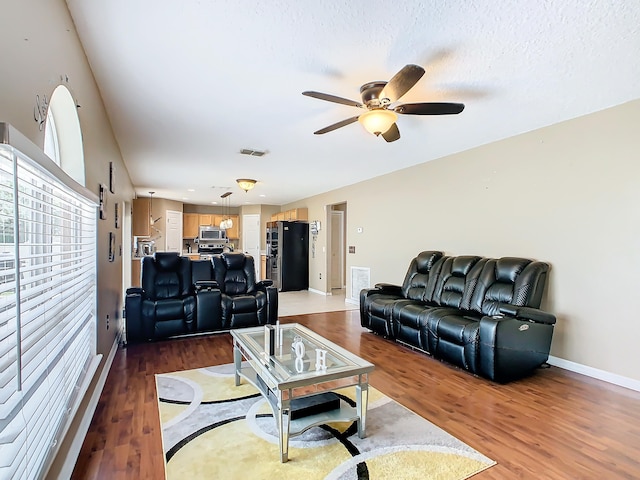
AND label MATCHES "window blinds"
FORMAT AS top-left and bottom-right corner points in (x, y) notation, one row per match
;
(0, 124), (99, 479)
